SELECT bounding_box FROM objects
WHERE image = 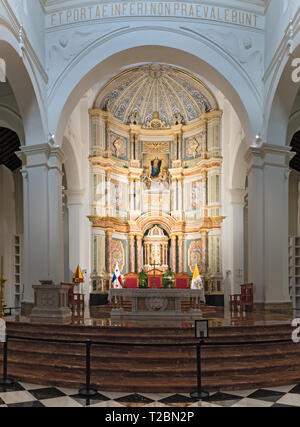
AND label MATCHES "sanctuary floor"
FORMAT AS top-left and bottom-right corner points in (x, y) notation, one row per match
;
(6, 306), (294, 328)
